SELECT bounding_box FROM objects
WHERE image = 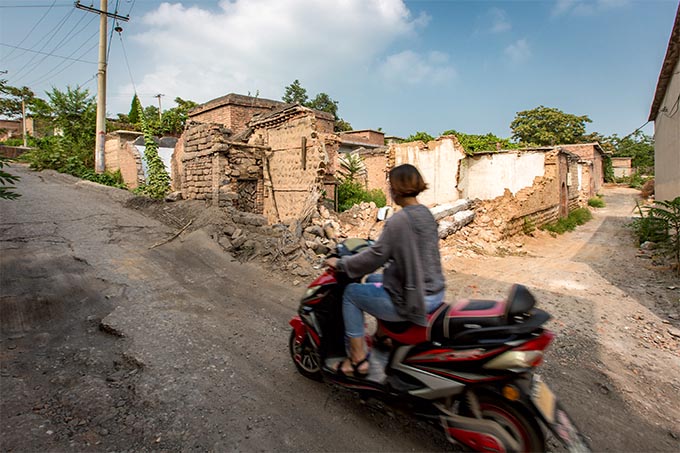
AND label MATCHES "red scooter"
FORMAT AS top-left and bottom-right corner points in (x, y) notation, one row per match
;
(289, 237), (590, 452)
